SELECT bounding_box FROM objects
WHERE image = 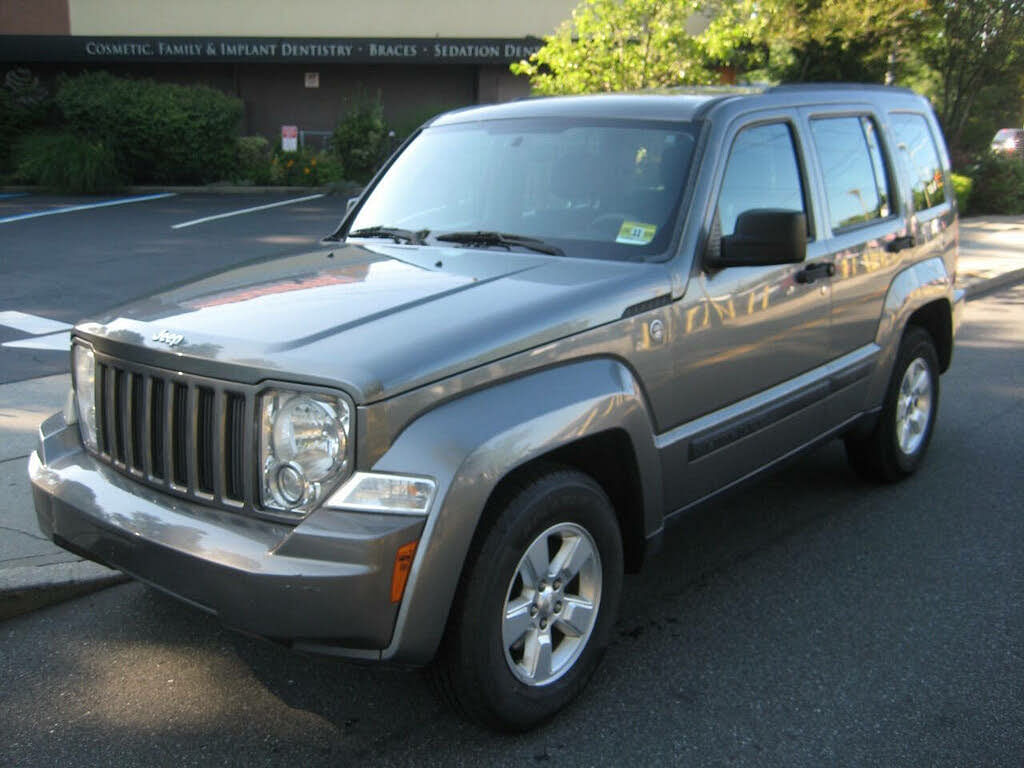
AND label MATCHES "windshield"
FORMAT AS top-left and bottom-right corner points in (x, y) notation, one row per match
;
(348, 118), (698, 261)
